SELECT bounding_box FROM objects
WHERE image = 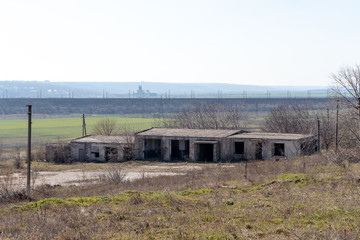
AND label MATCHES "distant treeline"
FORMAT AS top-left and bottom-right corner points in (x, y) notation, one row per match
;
(0, 98), (334, 115)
